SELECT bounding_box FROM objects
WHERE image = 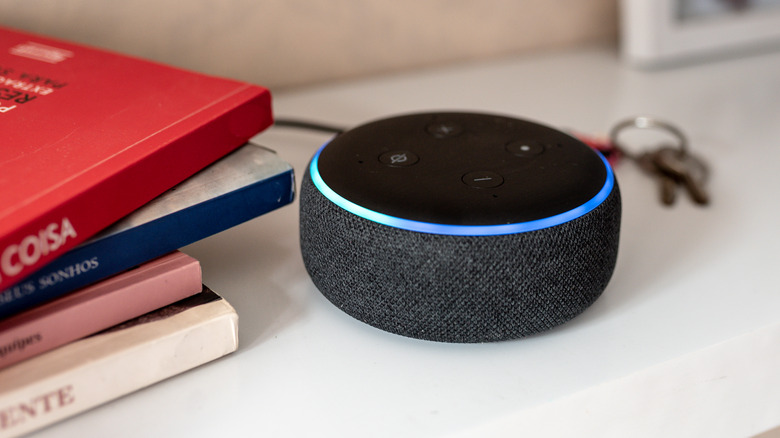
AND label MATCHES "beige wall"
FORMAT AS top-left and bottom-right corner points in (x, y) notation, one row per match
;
(0, 0), (618, 90)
